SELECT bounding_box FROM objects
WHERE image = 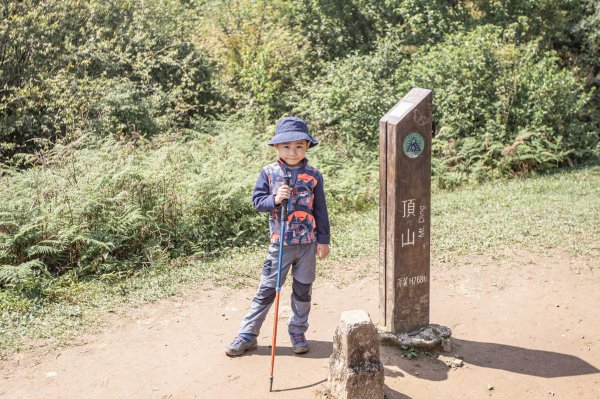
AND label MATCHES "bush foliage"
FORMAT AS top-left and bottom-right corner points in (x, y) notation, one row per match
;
(0, 124), (266, 291)
(0, 0), (219, 161)
(295, 37), (406, 149)
(403, 26), (594, 184)
(0, 121), (377, 298)
(198, 0), (312, 120)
